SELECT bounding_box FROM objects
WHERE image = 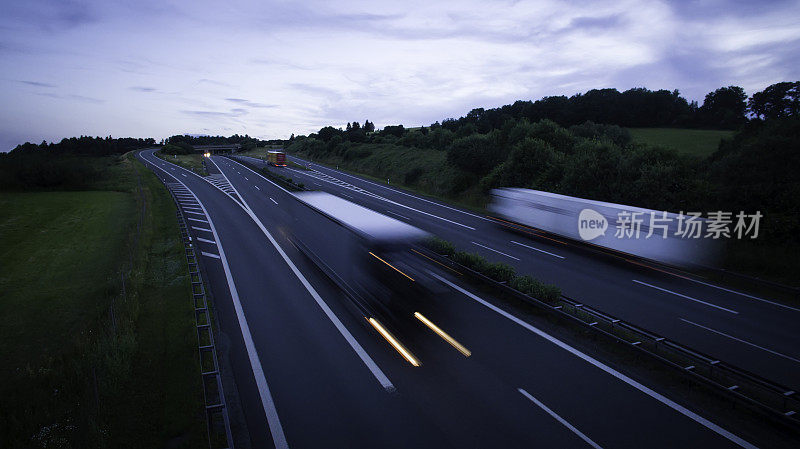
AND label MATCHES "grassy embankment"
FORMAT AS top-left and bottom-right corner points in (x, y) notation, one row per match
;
(156, 152), (208, 175)
(627, 127), (734, 158)
(287, 127), (798, 286)
(0, 153), (204, 447)
(288, 142), (489, 210)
